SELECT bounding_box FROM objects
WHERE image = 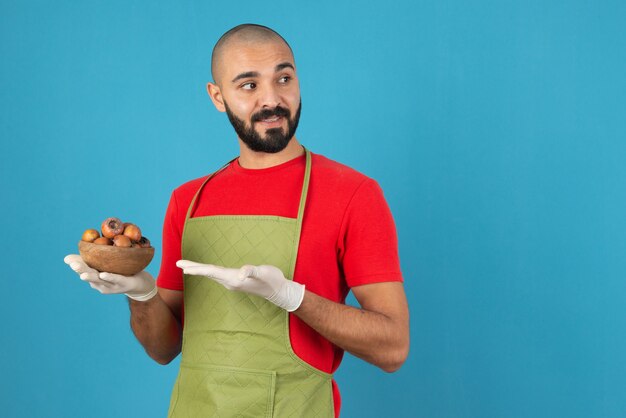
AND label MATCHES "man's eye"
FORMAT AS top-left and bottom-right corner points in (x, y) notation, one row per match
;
(278, 76), (291, 84)
(241, 82), (256, 90)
